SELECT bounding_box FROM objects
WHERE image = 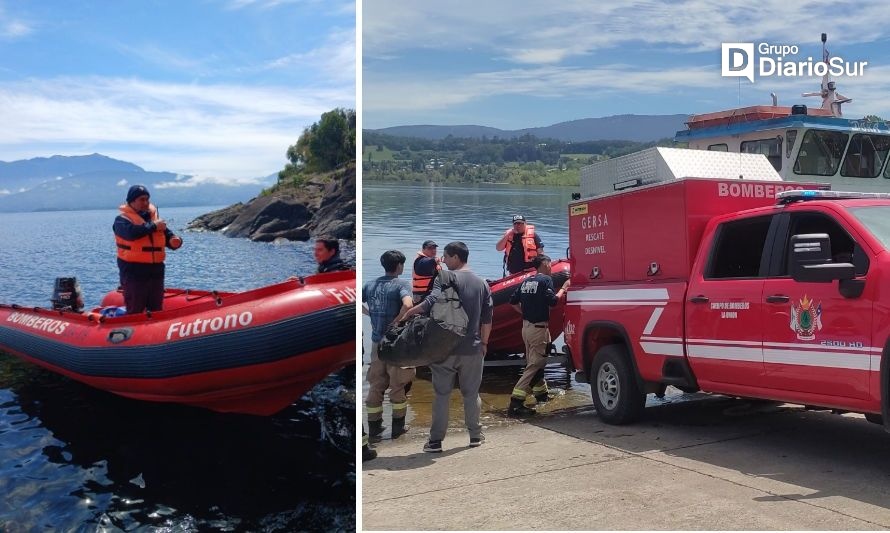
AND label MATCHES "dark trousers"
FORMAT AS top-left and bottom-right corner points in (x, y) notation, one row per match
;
(122, 275), (165, 314)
